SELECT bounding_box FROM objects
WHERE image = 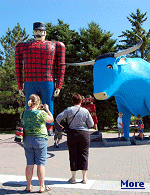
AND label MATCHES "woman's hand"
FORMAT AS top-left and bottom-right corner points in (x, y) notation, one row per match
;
(44, 104), (49, 111)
